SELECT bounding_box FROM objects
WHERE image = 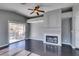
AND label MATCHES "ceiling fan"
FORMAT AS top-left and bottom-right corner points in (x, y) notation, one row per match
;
(28, 5), (45, 16)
